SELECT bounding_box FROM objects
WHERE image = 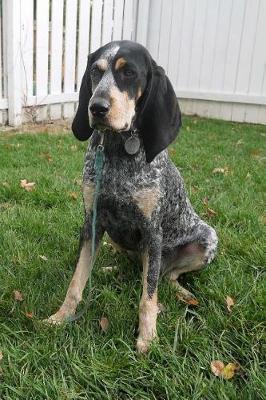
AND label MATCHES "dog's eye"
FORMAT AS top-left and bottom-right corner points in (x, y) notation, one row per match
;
(91, 65), (103, 78)
(122, 68), (135, 78)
